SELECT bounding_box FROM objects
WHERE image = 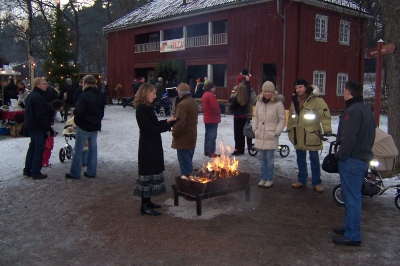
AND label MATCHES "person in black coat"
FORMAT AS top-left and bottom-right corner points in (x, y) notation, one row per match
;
(23, 77), (52, 180)
(133, 83), (177, 216)
(65, 75), (105, 179)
